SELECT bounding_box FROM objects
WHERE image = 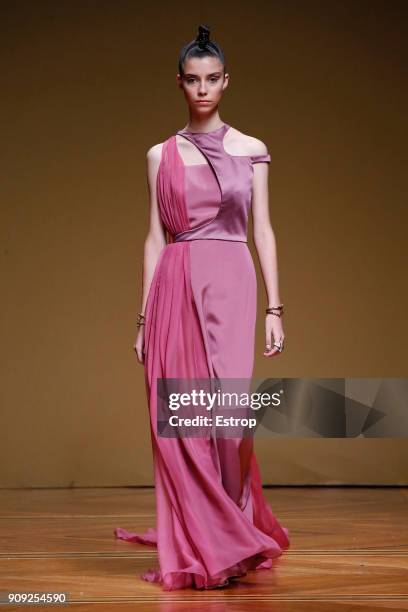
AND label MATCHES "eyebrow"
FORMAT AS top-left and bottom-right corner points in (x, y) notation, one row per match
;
(183, 72), (222, 77)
